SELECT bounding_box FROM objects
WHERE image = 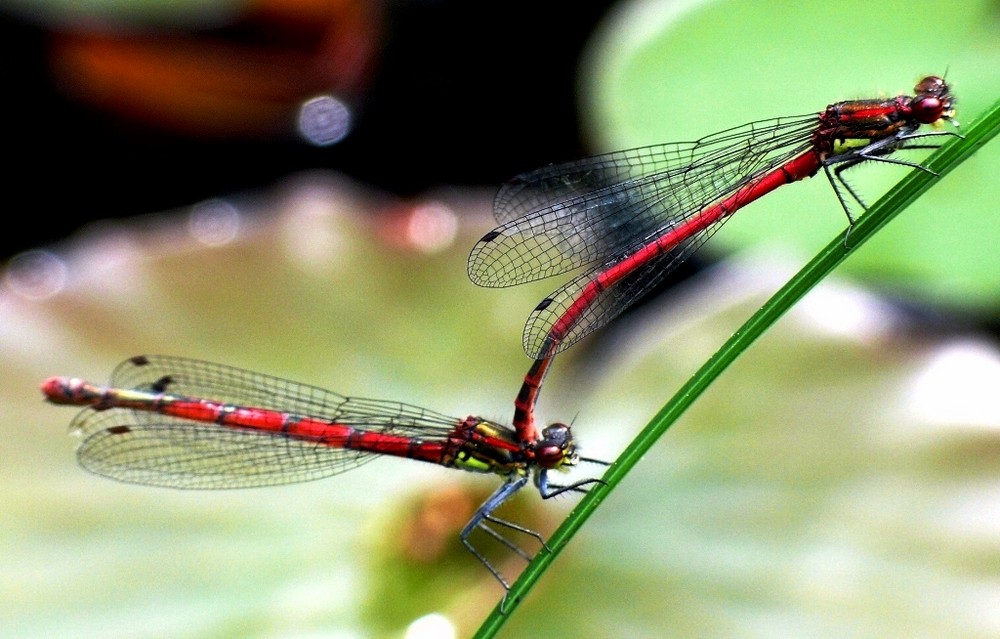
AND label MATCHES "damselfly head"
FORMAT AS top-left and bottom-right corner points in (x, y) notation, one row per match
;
(910, 75), (956, 125)
(535, 422), (578, 470)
